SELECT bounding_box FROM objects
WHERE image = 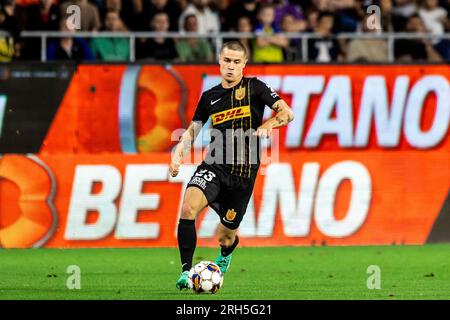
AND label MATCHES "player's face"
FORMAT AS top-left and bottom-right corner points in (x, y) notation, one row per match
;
(219, 48), (247, 84)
